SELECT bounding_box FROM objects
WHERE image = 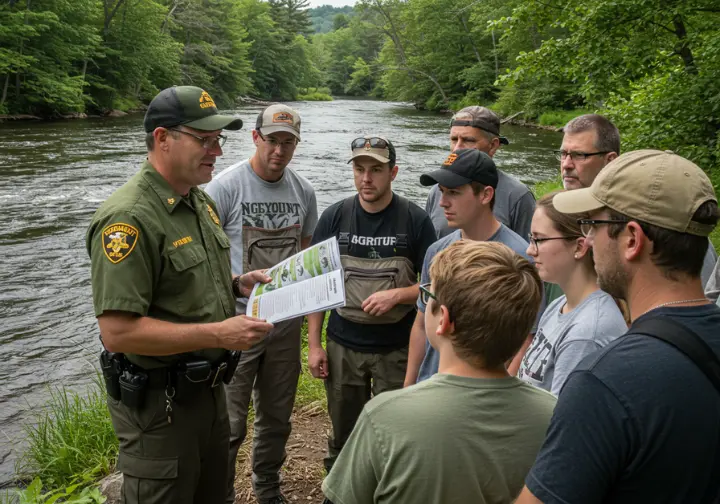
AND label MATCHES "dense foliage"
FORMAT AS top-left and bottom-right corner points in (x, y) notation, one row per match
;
(2, 0), (718, 175)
